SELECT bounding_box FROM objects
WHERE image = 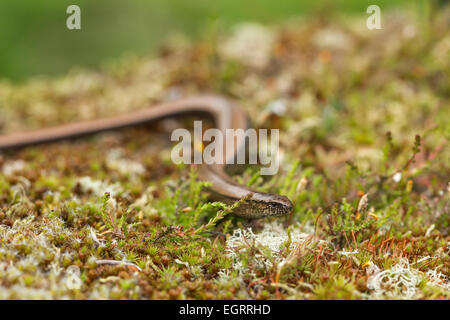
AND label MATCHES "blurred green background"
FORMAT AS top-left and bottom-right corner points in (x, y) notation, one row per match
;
(0, 0), (436, 82)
